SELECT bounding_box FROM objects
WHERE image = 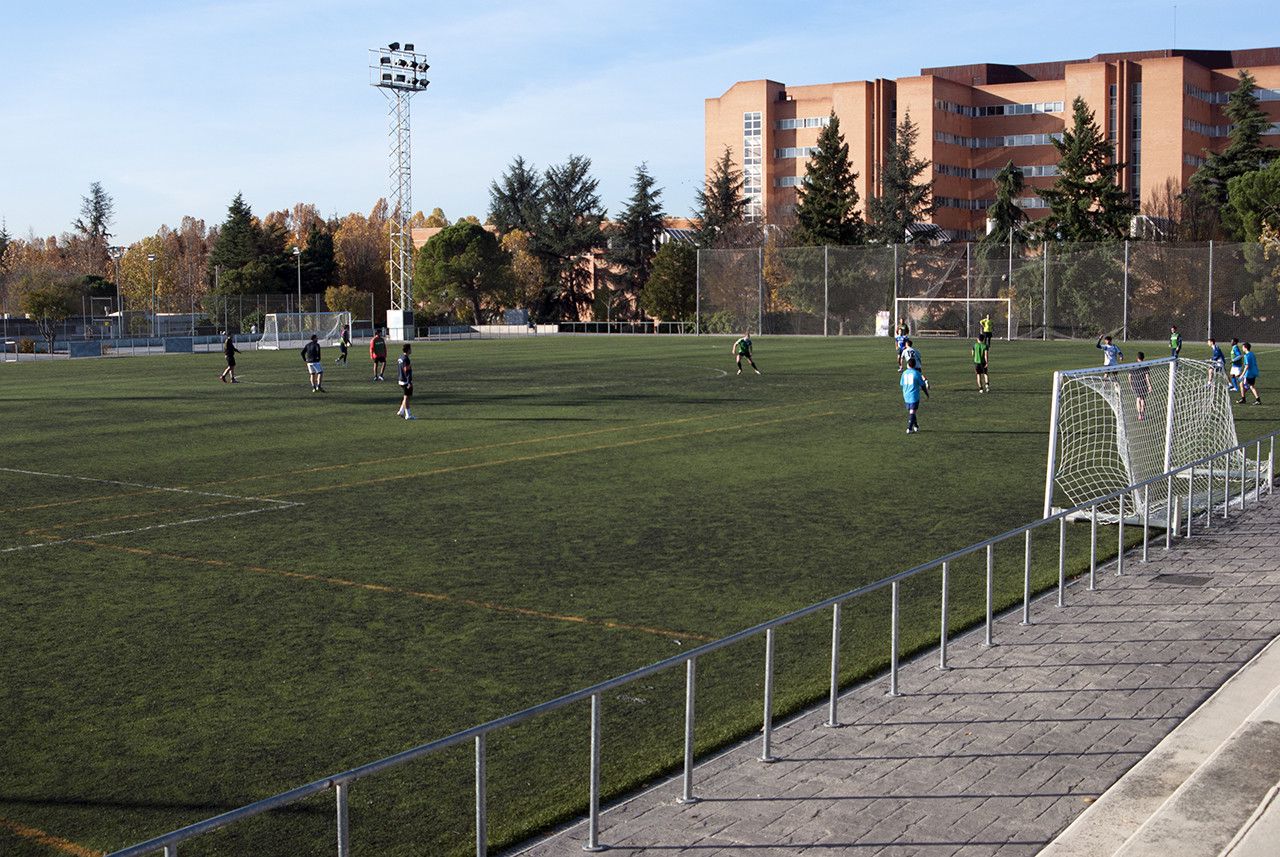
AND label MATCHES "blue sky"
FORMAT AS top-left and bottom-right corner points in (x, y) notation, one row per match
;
(0, 0), (1271, 243)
